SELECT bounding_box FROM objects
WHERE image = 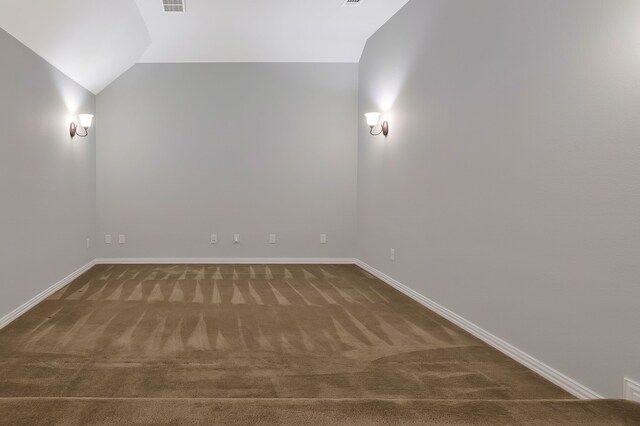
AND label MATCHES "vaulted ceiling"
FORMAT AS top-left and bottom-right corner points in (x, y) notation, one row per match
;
(0, 0), (410, 94)
(0, 0), (150, 94)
